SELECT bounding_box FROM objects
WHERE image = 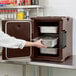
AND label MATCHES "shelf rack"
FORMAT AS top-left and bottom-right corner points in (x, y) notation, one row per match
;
(0, 5), (44, 20)
(0, 5), (43, 9)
